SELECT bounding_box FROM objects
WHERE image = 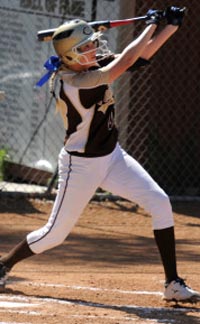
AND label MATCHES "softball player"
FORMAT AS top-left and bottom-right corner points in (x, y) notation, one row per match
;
(0, 6), (199, 302)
